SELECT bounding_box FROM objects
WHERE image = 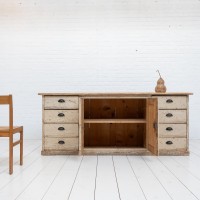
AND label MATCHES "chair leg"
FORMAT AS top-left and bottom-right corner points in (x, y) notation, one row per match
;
(20, 130), (23, 166)
(9, 135), (13, 175)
